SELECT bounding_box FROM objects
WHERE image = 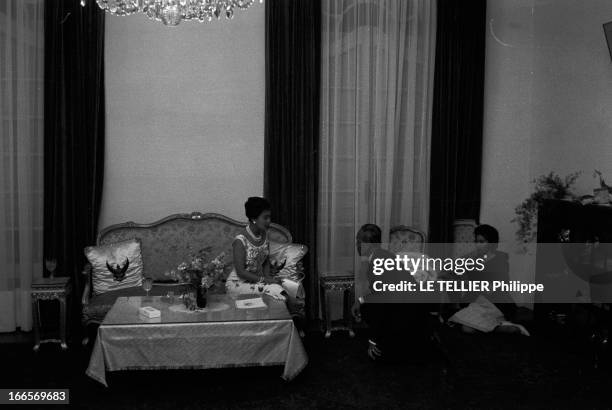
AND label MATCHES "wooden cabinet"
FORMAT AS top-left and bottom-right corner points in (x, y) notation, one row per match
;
(535, 198), (612, 321)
